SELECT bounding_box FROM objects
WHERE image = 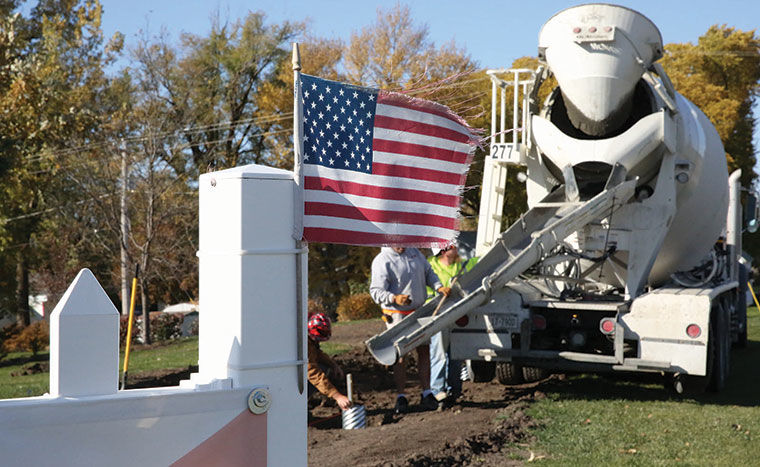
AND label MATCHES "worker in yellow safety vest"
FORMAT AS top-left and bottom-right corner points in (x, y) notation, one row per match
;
(426, 242), (478, 409)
